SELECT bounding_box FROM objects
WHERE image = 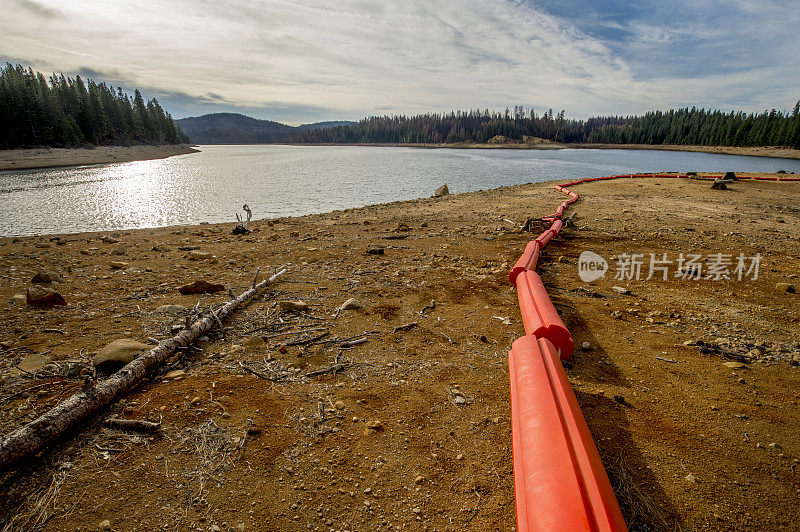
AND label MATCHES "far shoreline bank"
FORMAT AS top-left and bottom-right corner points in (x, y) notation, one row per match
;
(288, 141), (800, 160)
(0, 144), (199, 171)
